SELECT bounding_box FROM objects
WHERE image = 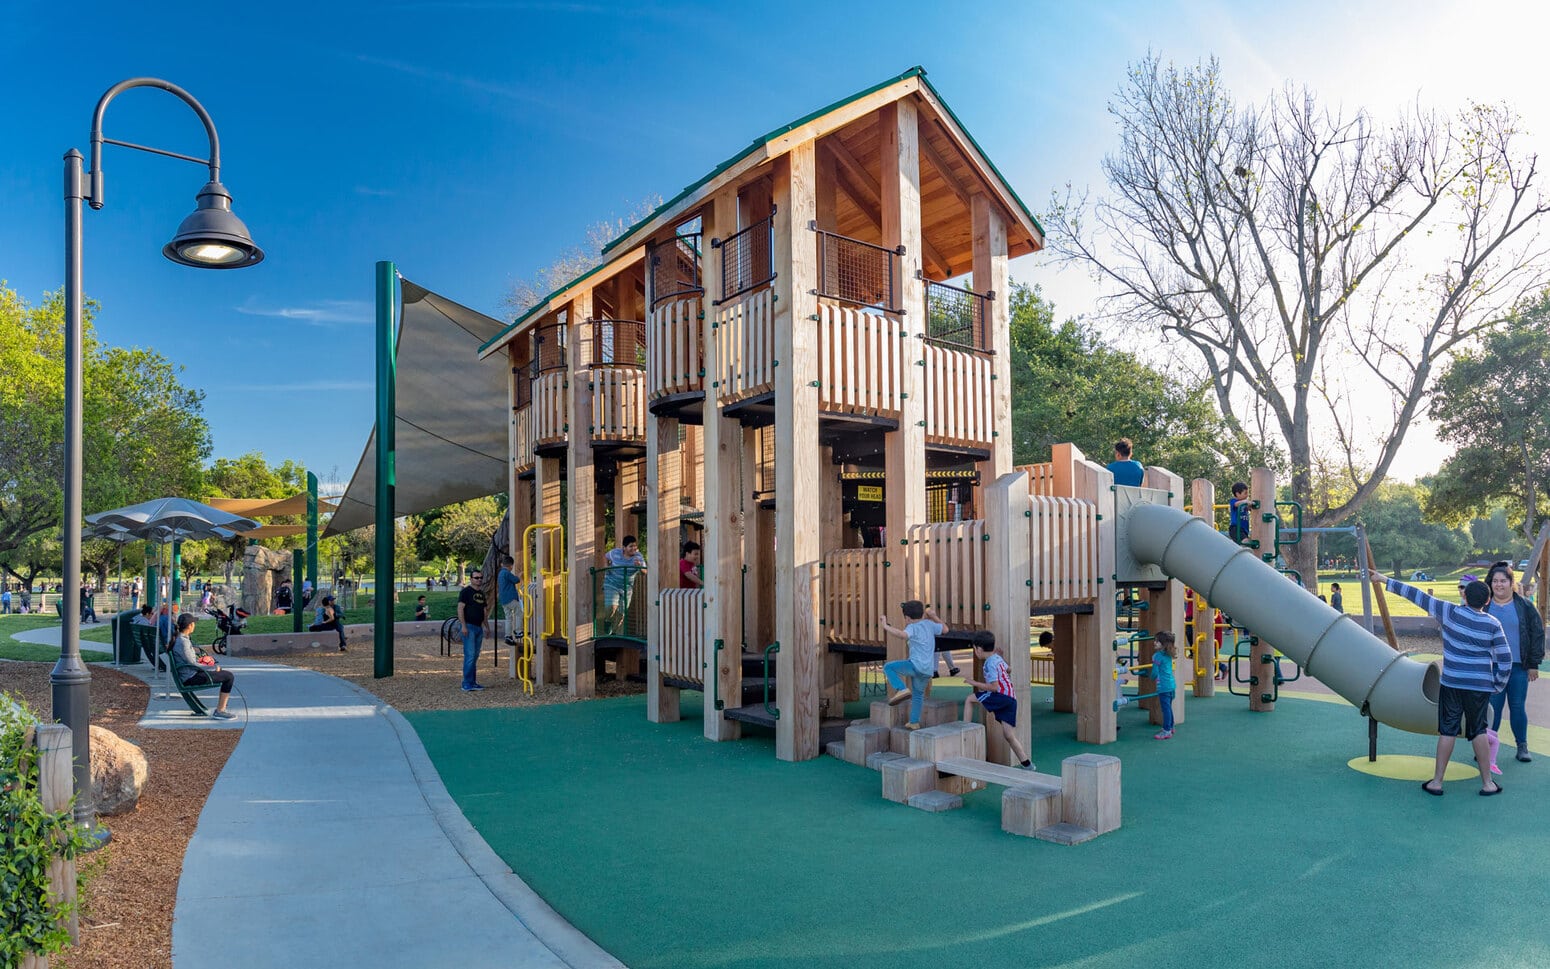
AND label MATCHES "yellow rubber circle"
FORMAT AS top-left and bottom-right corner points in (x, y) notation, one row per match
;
(1347, 755), (1479, 781)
